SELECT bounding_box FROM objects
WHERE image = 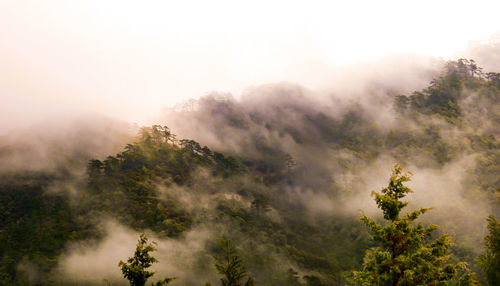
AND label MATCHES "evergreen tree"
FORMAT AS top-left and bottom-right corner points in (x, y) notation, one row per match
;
(478, 215), (500, 285)
(348, 164), (476, 285)
(119, 233), (174, 286)
(206, 238), (254, 286)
